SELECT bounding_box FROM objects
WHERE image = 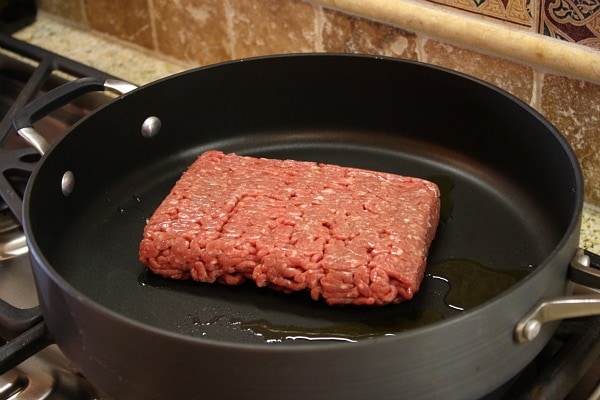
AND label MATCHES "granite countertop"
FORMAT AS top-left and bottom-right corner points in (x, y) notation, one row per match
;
(10, 15), (600, 257)
(11, 15), (188, 85)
